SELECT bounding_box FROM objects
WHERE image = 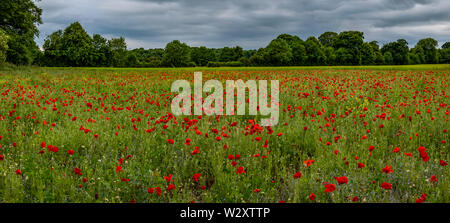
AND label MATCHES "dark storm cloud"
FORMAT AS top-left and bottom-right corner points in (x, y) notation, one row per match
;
(35, 0), (450, 49)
